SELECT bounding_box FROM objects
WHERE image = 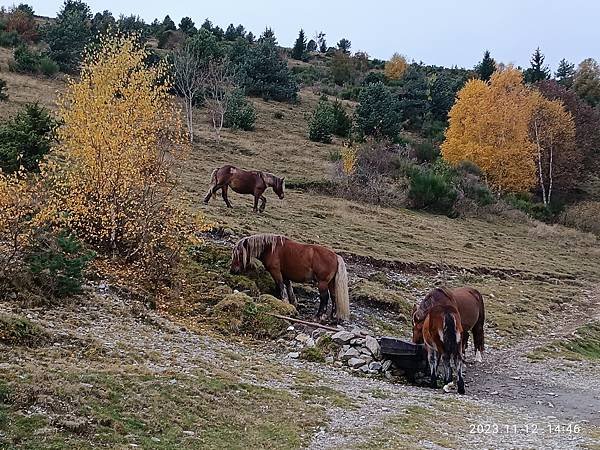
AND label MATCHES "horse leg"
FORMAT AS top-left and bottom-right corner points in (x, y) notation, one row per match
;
(473, 321), (484, 363)
(285, 280), (296, 306)
(270, 271), (288, 302)
(259, 195), (267, 213)
(203, 183), (222, 204)
(252, 194), (259, 212)
(315, 281), (330, 323)
(442, 353), (454, 391)
(462, 332), (469, 359)
(428, 348), (439, 389)
(221, 185), (233, 208)
(456, 356), (466, 394)
(327, 281), (337, 323)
